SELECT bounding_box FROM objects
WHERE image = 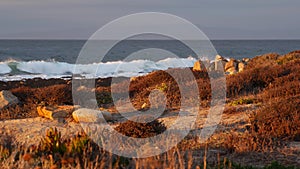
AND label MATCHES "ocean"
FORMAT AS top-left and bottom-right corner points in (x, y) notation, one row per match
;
(0, 40), (299, 81)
